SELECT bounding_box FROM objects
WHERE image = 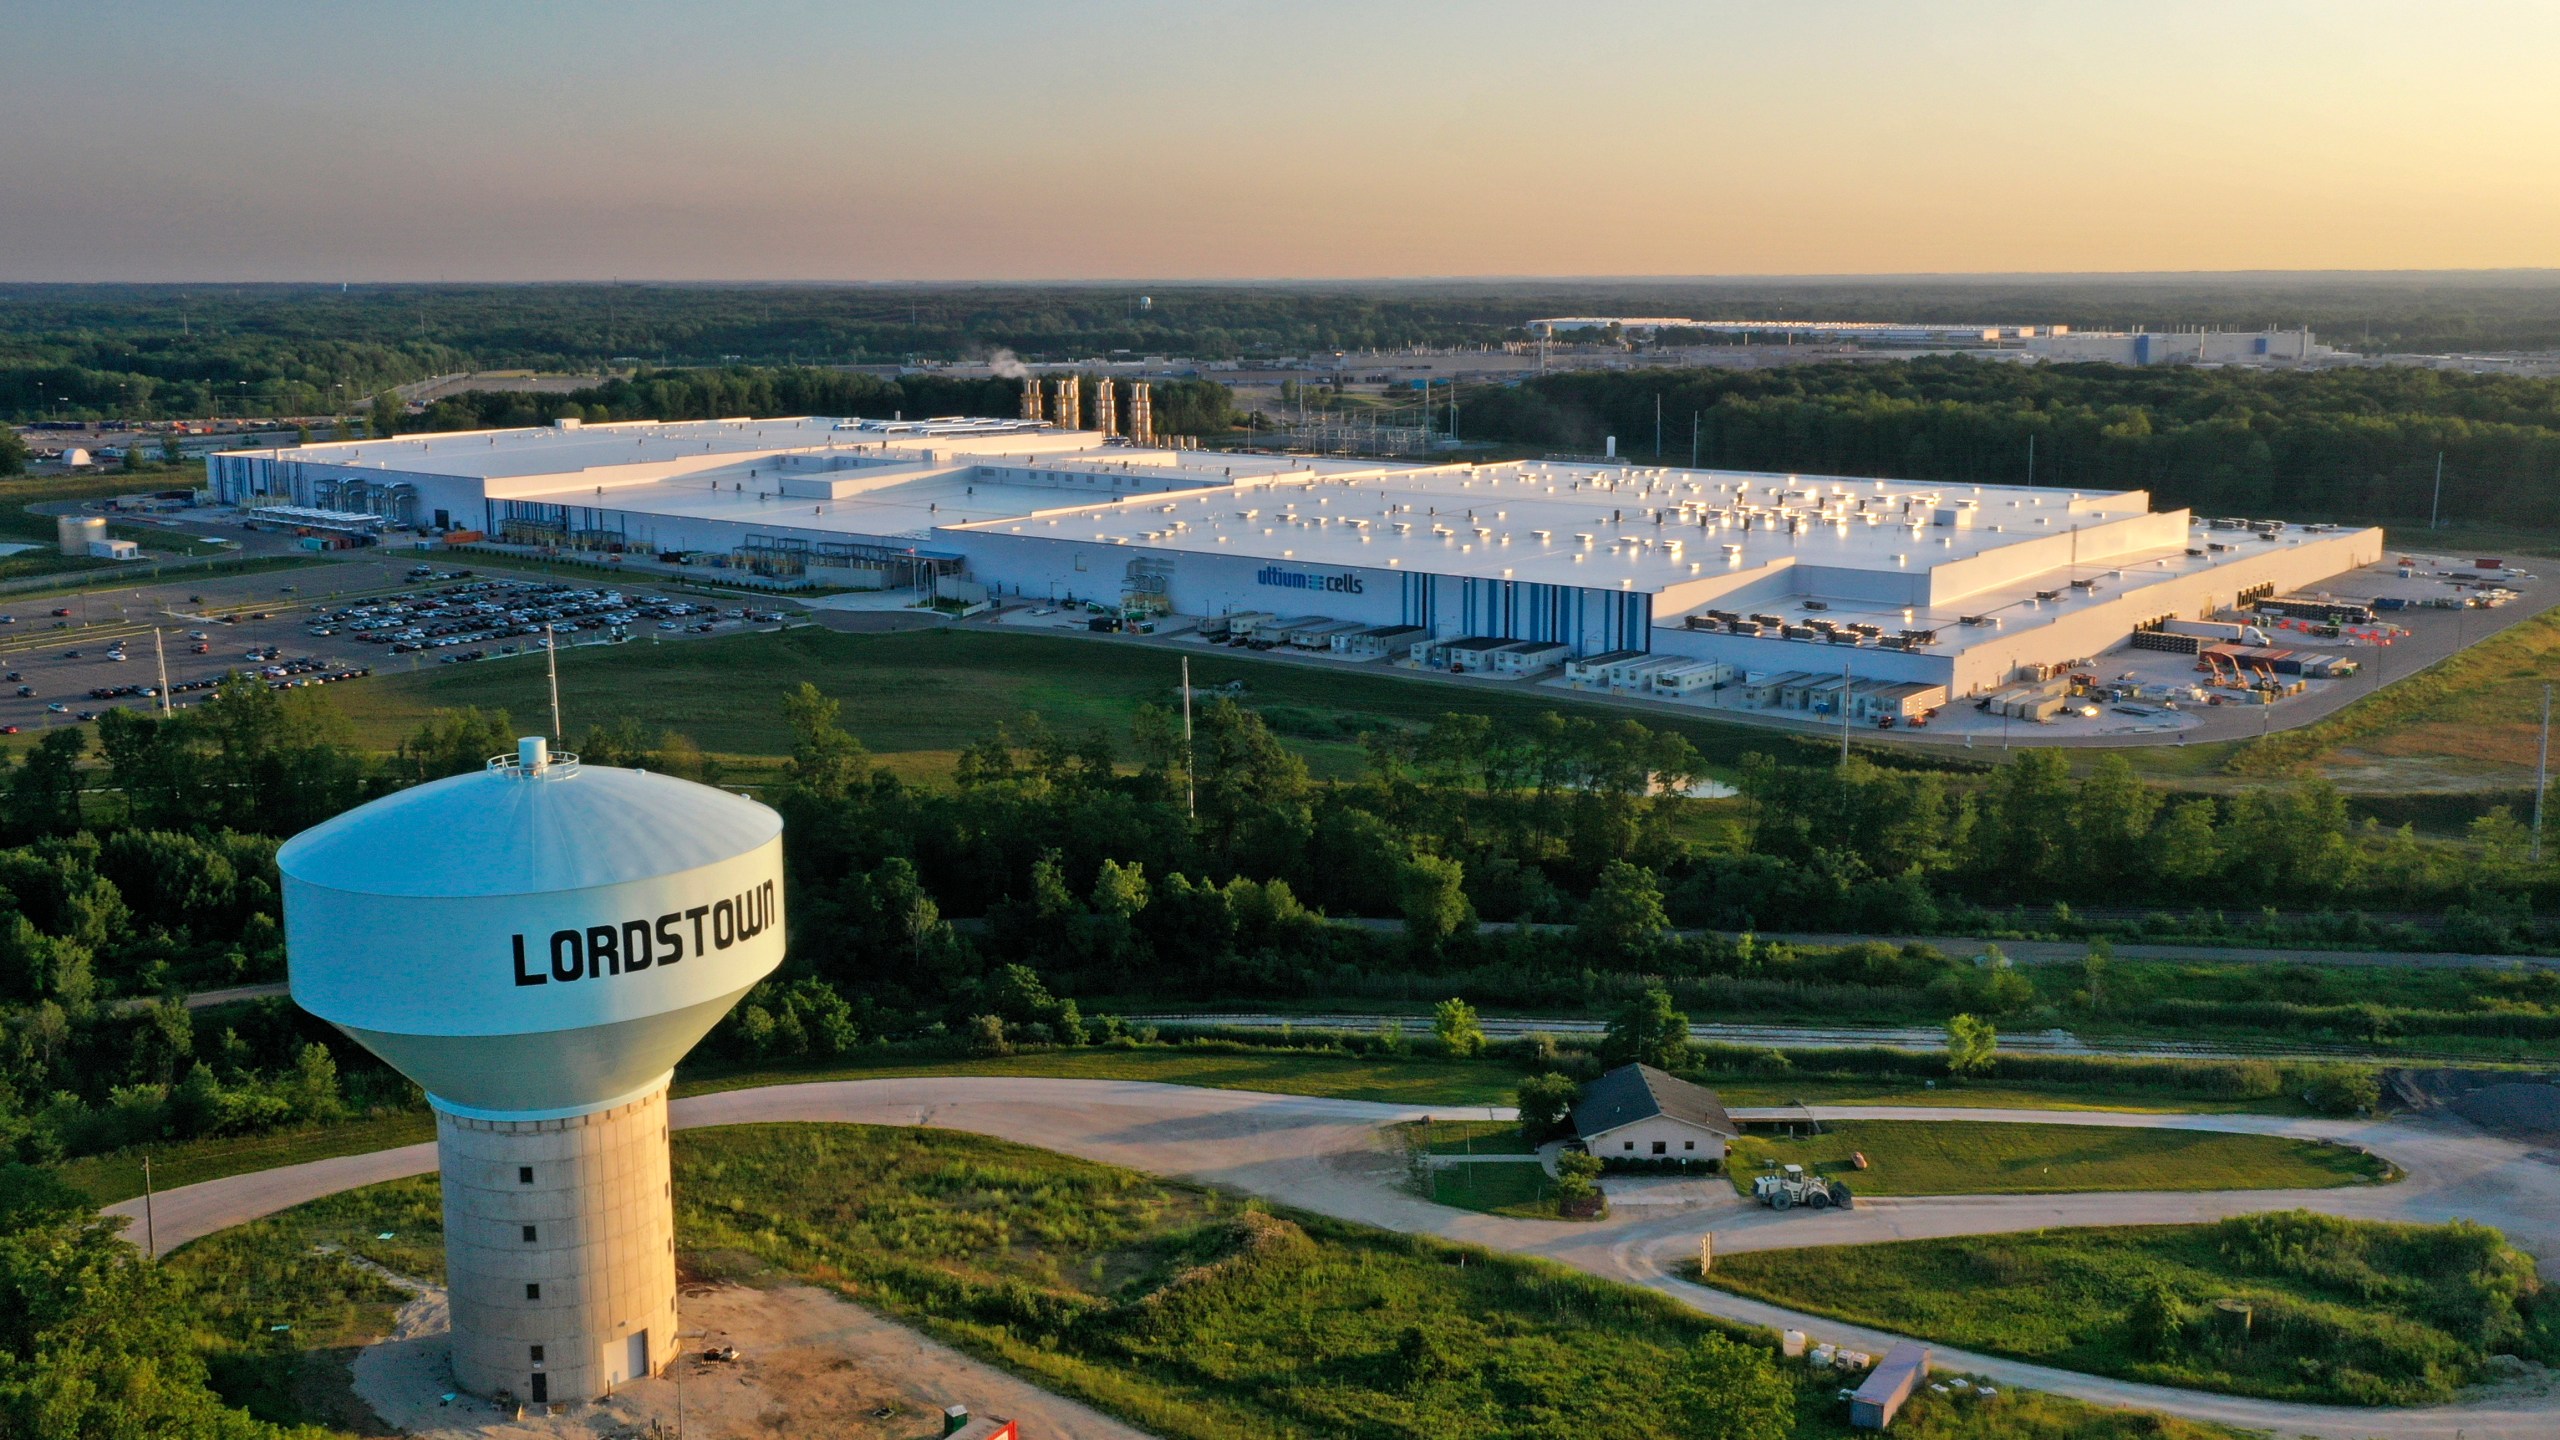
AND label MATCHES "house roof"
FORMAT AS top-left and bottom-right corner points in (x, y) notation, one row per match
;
(1571, 1063), (1738, 1140)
